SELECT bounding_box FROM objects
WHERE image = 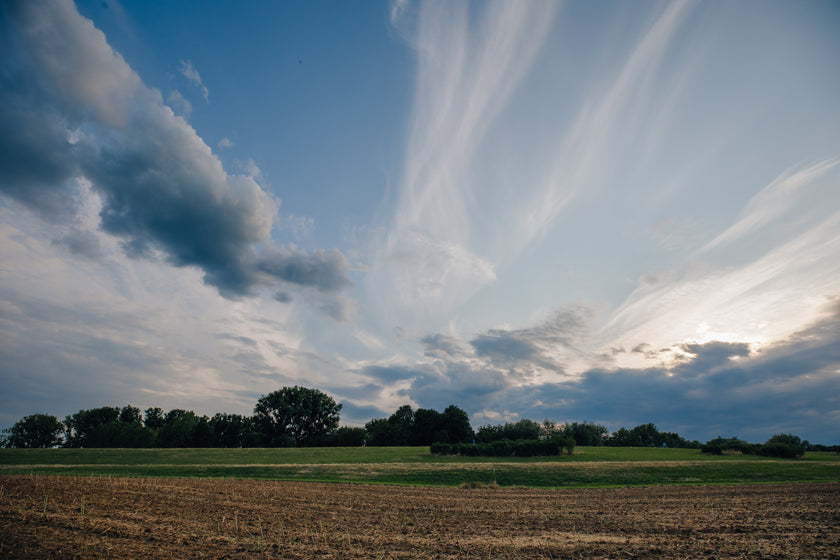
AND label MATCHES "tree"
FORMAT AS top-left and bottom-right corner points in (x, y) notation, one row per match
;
(413, 408), (445, 445)
(209, 413), (254, 448)
(119, 405), (142, 425)
(441, 405), (473, 443)
(606, 423), (679, 447)
(387, 405), (415, 445)
(156, 409), (202, 448)
(3, 414), (64, 448)
(563, 421), (608, 446)
(63, 406), (120, 448)
(364, 417), (398, 446)
(90, 421), (156, 448)
(253, 386), (342, 446)
(541, 420), (563, 439)
(761, 434), (805, 458)
(144, 407), (164, 431)
(562, 436), (576, 455)
(322, 426), (367, 447)
(476, 419), (540, 443)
